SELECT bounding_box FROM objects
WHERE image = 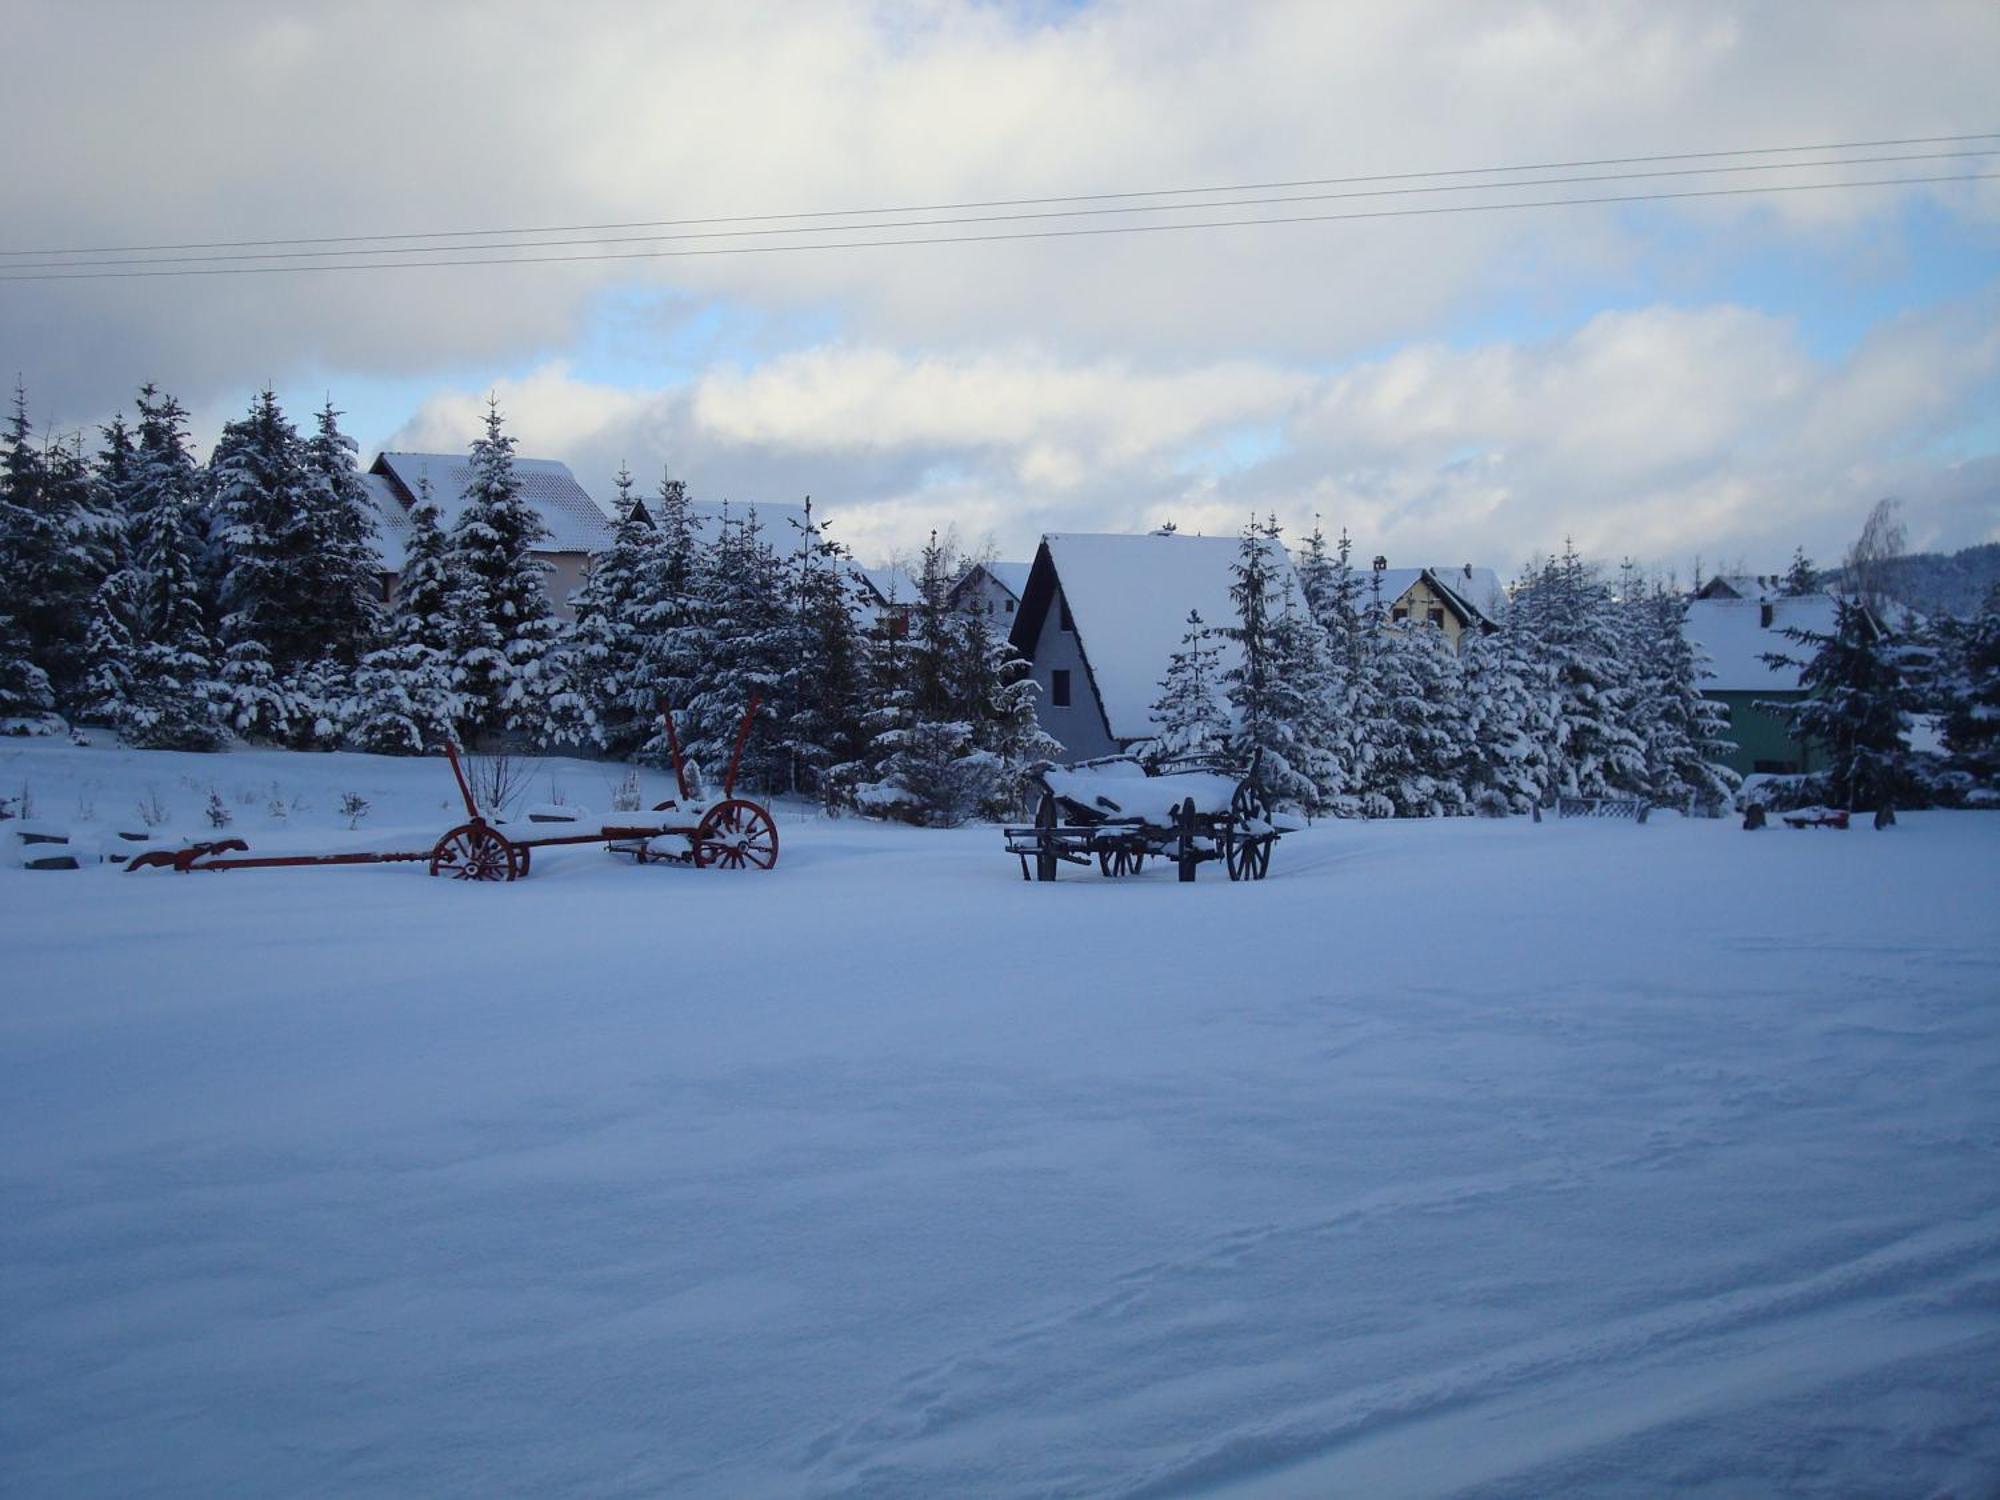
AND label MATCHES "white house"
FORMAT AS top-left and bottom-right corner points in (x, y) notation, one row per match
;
(949, 561), (1032, 621)
(1007, 531), (1297, 762)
